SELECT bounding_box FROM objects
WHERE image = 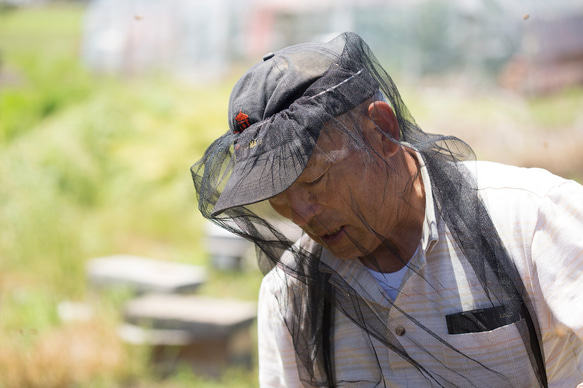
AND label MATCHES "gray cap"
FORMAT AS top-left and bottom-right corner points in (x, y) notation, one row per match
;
(212, 32), (378, 216)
